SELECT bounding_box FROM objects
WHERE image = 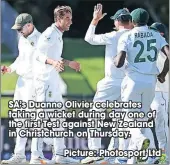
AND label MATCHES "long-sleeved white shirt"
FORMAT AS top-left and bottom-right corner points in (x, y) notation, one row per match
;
(33, 24), (63, 81)
(9, 28), (41, 79)
(155, 52), (169, 92)
(85, 24), (129, 79)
